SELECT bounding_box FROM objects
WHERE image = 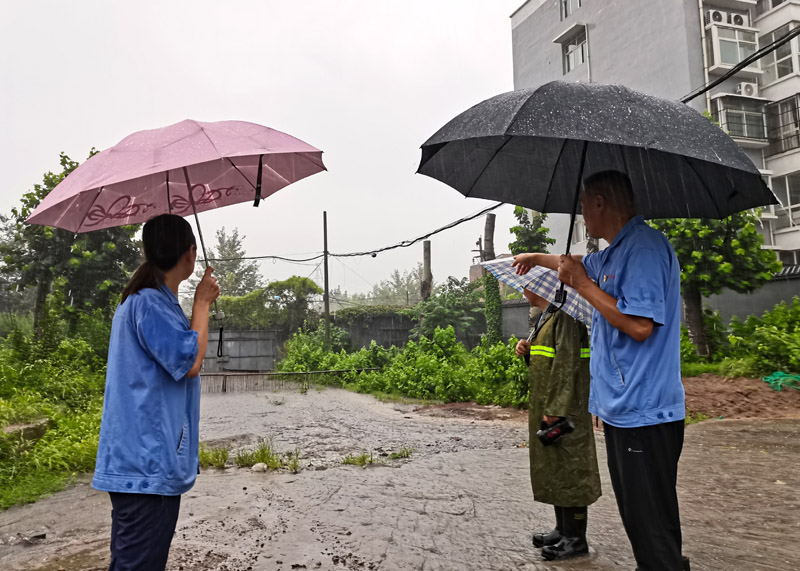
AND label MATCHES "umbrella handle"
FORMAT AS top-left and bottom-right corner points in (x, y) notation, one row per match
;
(554, 283), (567, 305)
